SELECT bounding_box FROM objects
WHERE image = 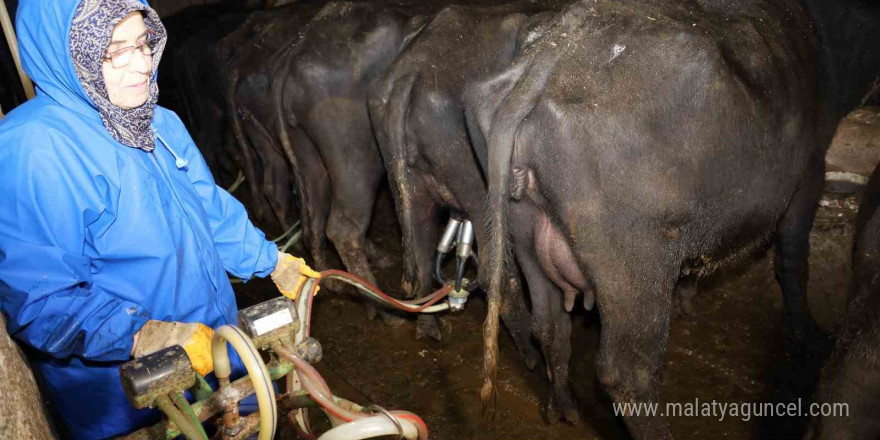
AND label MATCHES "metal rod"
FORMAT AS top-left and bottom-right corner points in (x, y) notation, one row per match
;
(223, 412), (261, 440)
(0, 0), (36, 99)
